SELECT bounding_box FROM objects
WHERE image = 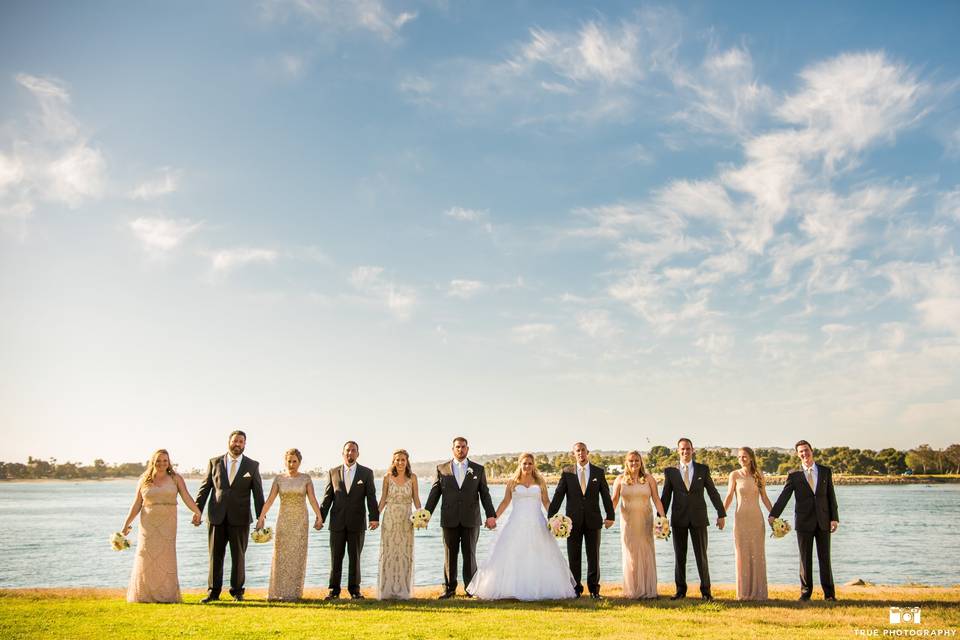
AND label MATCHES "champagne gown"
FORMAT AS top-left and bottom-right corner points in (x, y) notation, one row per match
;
(377, 478), (414, 599)
(267, 474), (312, 601)
(732, 470), (768, 600)
(127, 481), (181, 603)
(619, 479), (658, 599)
